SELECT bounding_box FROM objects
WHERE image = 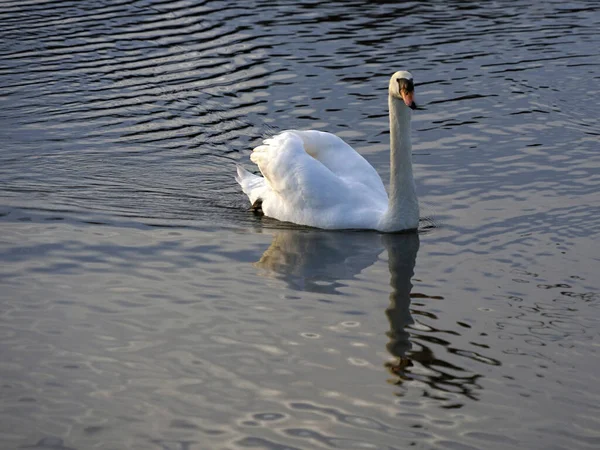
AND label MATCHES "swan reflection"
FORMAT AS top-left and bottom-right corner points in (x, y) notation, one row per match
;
(255, 230), (419, 368)
(255, 230), (481, 400)
(254, 229), (383, 294)
(382, 233), (419, 377)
